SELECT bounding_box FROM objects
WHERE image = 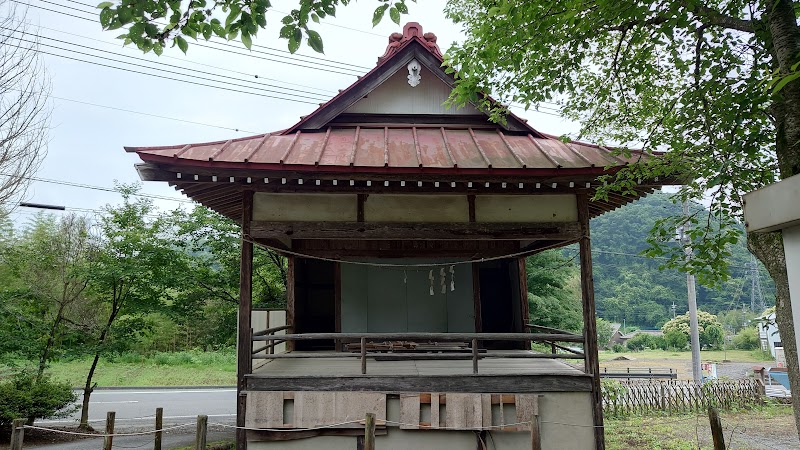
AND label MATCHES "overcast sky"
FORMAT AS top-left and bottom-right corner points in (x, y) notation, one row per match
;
(10, 0), (579, 224)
